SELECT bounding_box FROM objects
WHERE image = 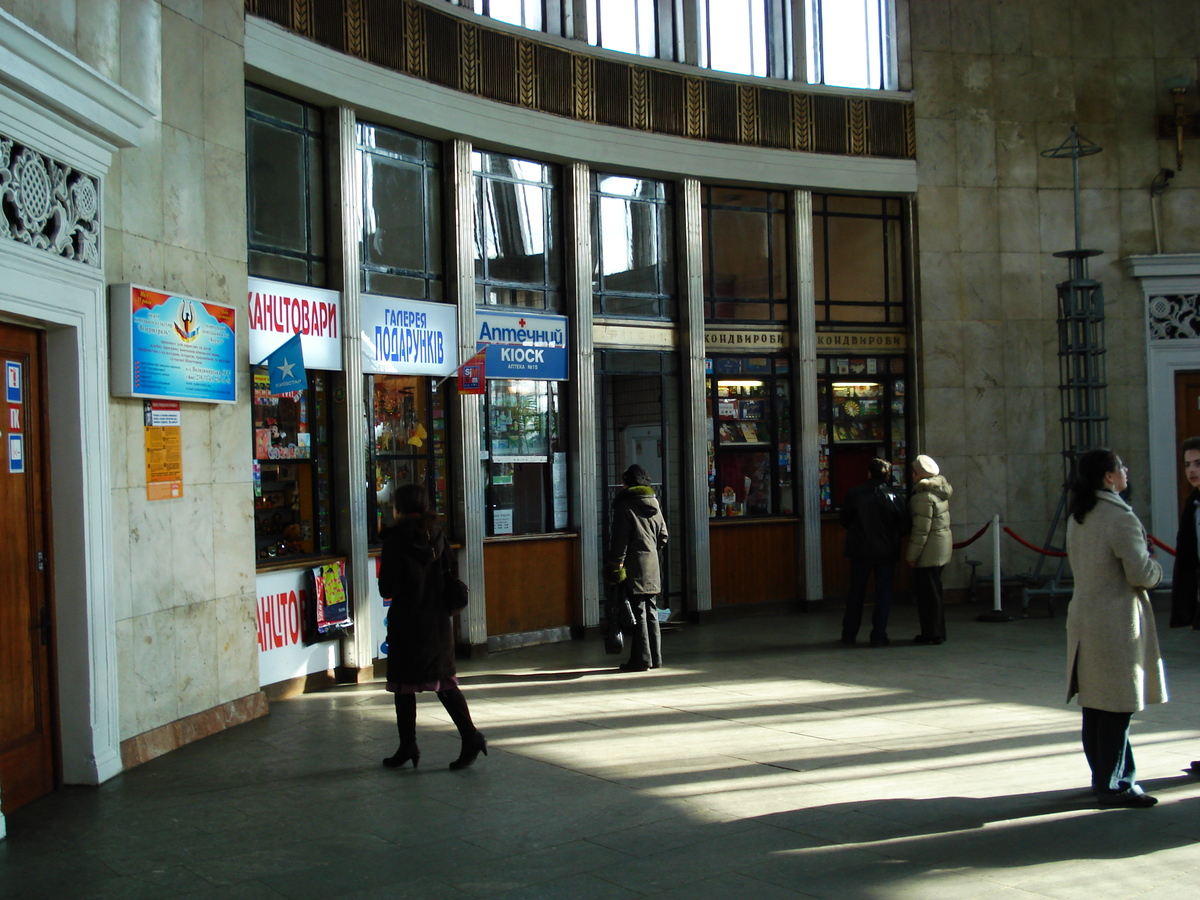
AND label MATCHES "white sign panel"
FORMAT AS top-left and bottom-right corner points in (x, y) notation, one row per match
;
(256, 568), (341, 687)
(360, 294), (458, 376)
(248, 277), (343, 371)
